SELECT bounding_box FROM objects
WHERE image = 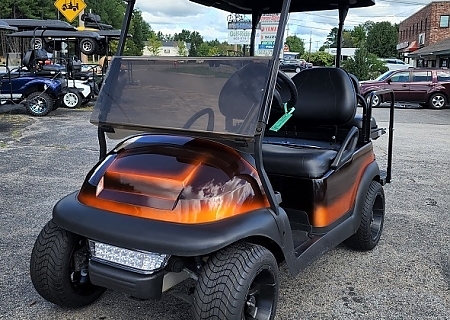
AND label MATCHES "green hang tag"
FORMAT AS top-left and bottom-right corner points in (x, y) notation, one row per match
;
(269, 103), (295, 132)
